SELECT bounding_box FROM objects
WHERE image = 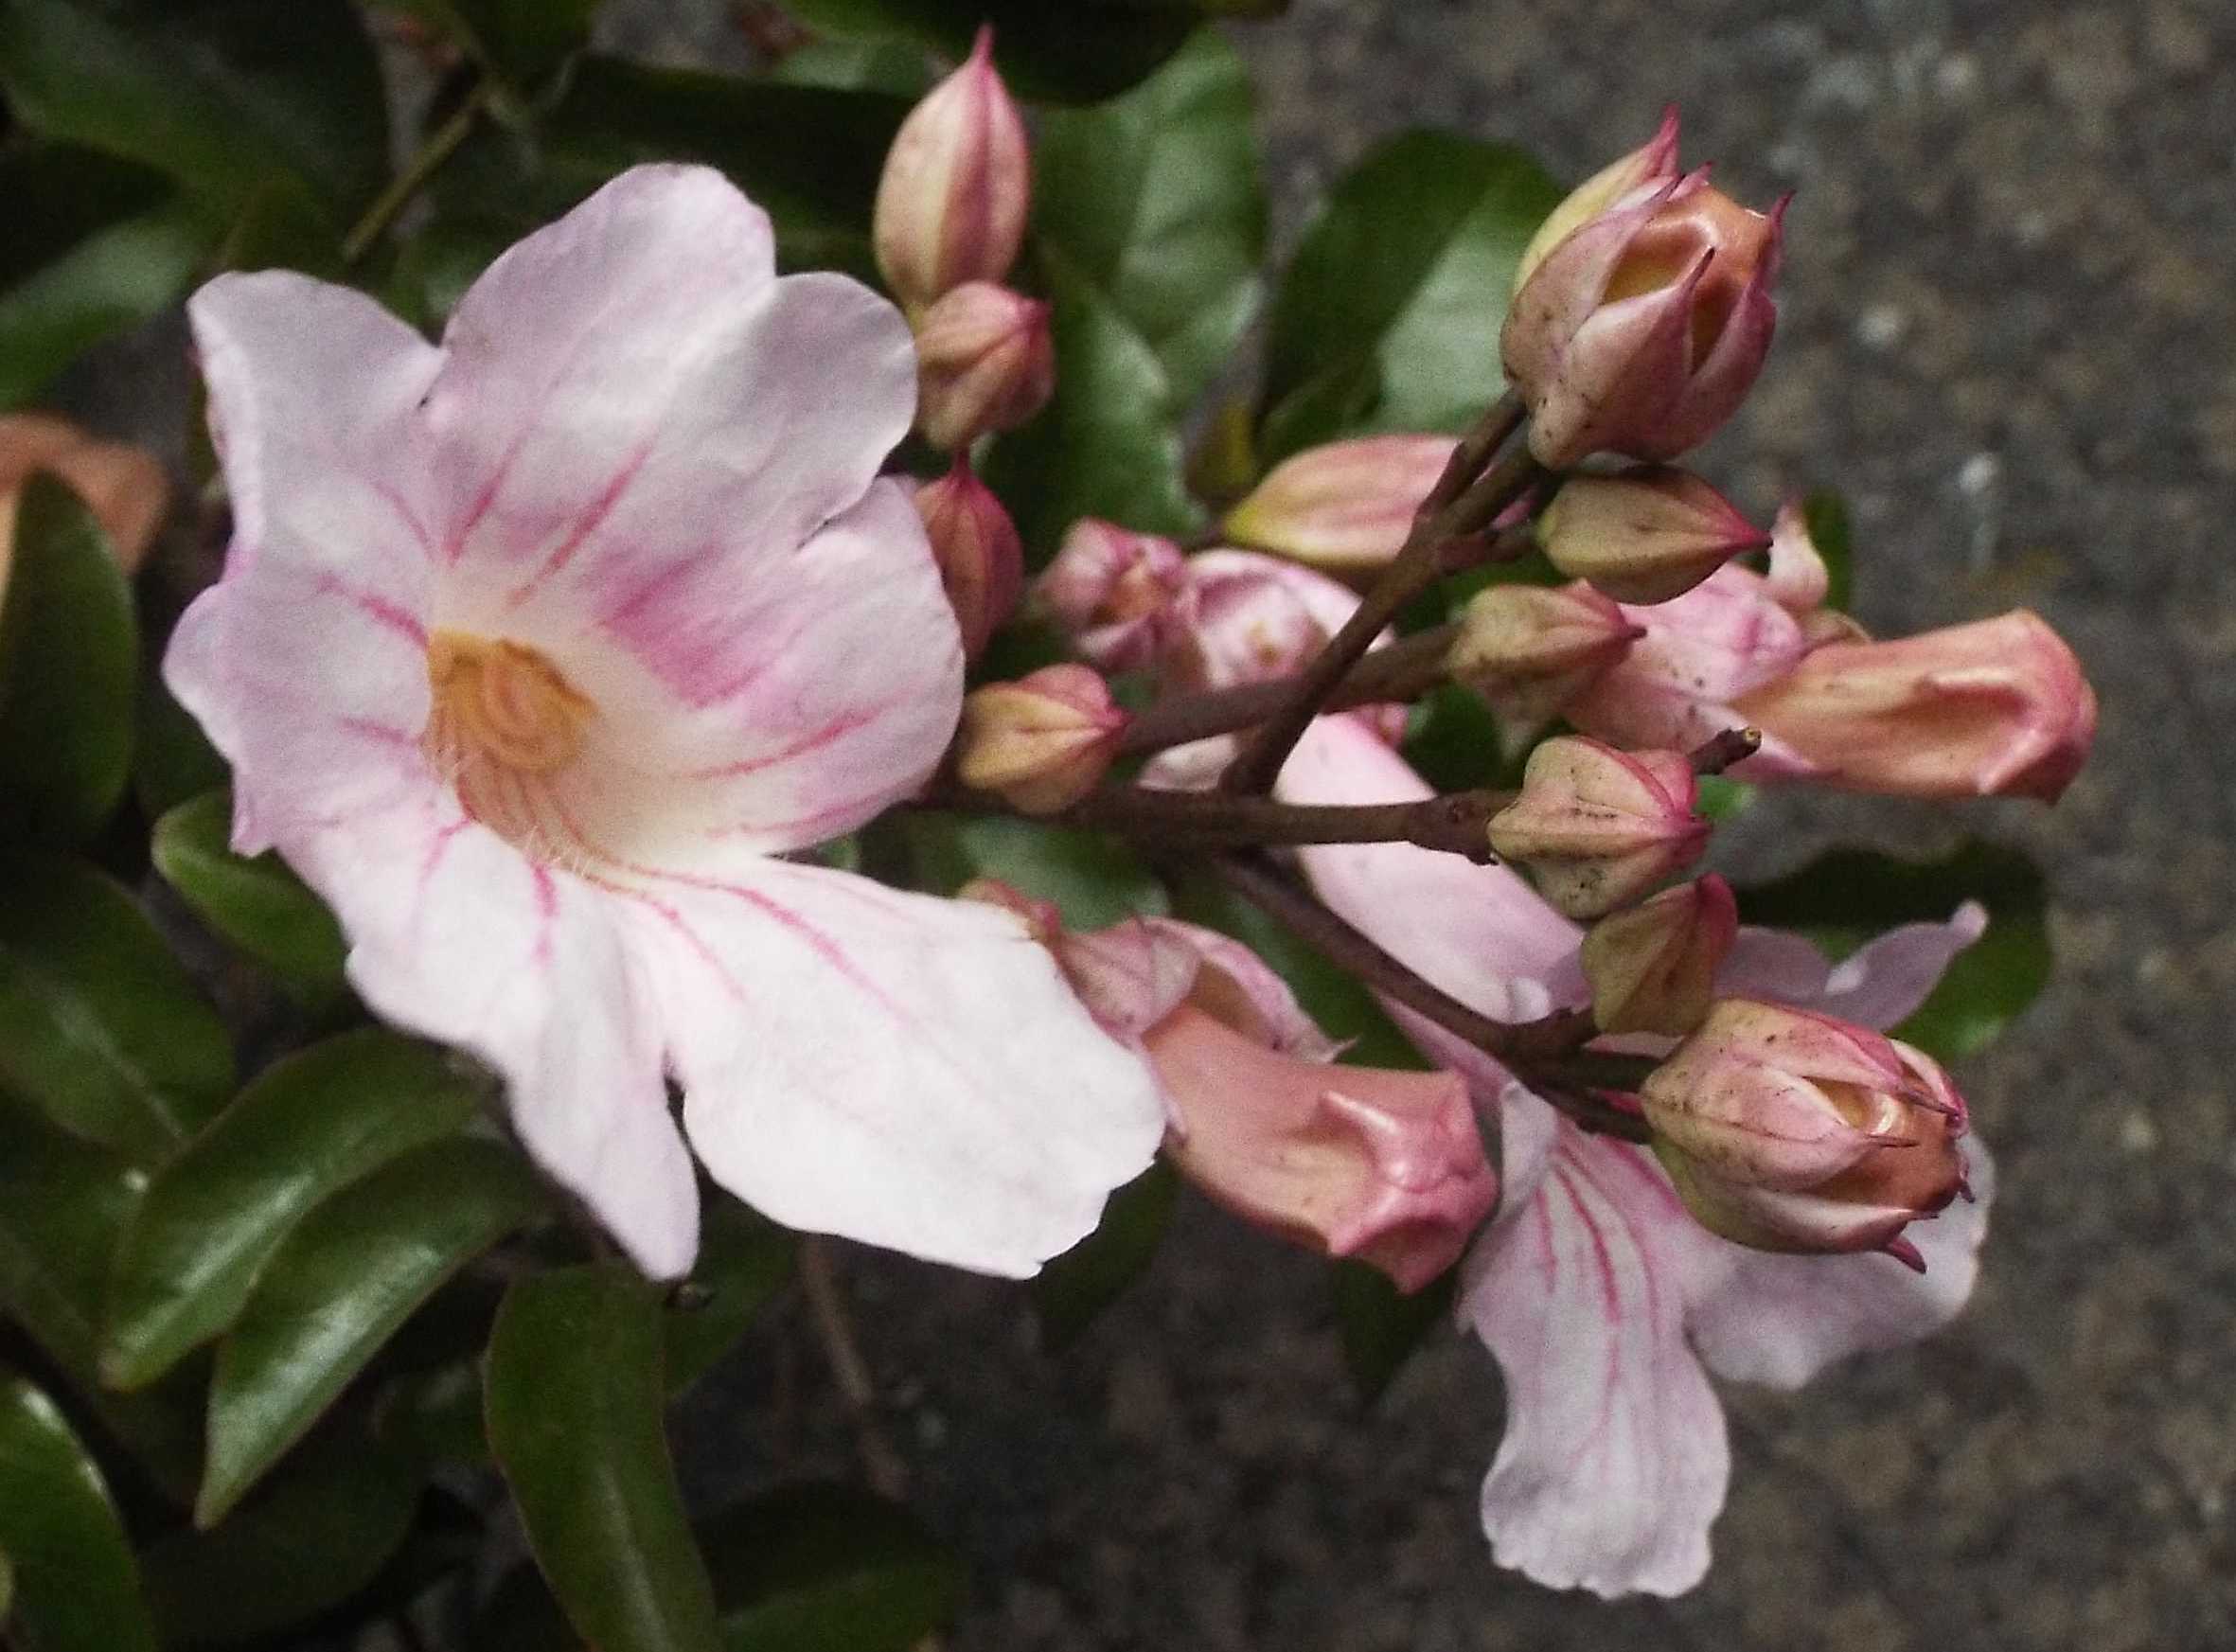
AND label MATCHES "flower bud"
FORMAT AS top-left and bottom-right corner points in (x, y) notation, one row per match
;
(1147, 1003), (1496, 1291)
(1581, 874), (1736, 1037)
(1502, 169), (1785, 470)
(1763, 495), (1831, 614)
(1731, 610), (2095, 800)
(1172, 548), (1367, 691)
(914, 460), (1022, 660)
(1219, 435), (1455, 578)
(1446, 580), (1642, 743)
(956, 664), (1127, 814)
(1486, 735), (1709, 918)
(872, 26), (1030, 311)
(0, 412), (169, 604)
(913, 281), (1055, 451)
(1535, 466), (1768, 605)
(1642, 1000), (1969, 1268)
(1513, 107), (1682, 297)
(1031, 519), (1193, 673)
